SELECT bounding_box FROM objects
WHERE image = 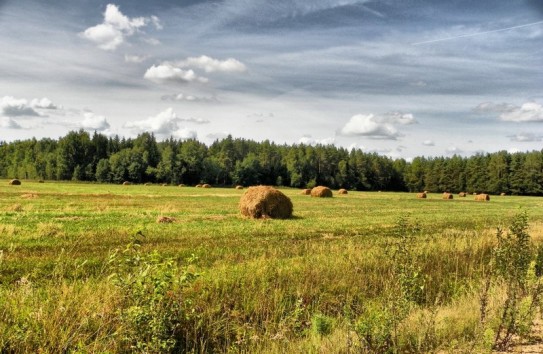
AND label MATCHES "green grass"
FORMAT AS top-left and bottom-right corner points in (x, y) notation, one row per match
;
(2, 181), (543, 352)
